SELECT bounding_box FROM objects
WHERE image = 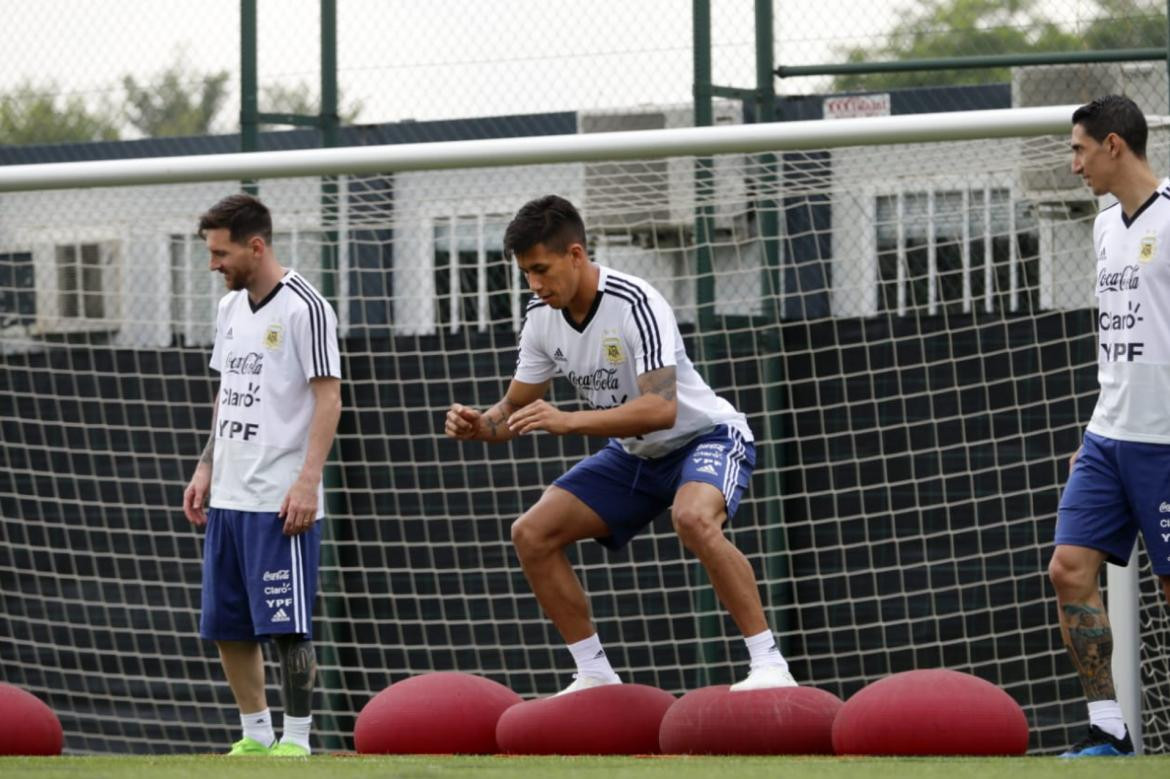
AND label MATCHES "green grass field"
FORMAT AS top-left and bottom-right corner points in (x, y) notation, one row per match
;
(1, 755), (1167, 778)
